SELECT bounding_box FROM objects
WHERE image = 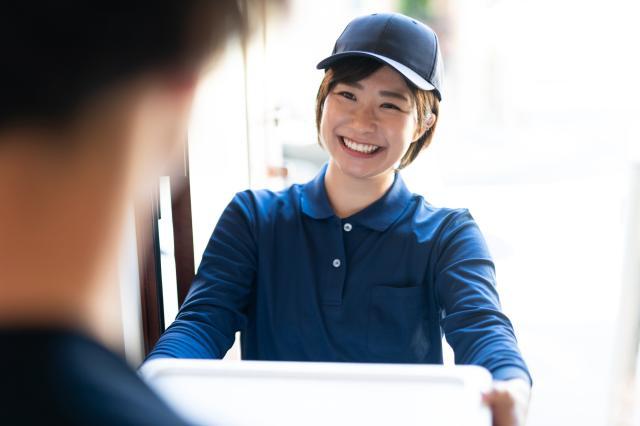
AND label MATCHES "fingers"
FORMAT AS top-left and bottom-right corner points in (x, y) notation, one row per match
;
(482, 385), (521, 426)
